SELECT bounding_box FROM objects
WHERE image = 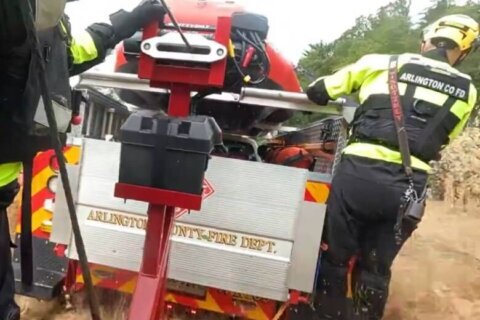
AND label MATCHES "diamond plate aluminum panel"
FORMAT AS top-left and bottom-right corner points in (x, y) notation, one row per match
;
(66, 205), (145, 271)
(75, 138), (307, 239)
(169, 240), (291, 301)
(62, 138), (318, 301)
(66, 205), (294, 301)
(179, 156), (307, 240)
(76, 139), (148, 215)
(50, 165), (79, 245)
(288, 201), (326, 292)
